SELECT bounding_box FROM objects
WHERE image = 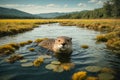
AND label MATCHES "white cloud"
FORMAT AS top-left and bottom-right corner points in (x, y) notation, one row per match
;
(96, 1), (103, 5)
(0, 4), (44, 13)
(46, 4), (56, 7)
(64, 4), (68, 8)
(0, 4), (92, 14)
(88, 0), (98, 3)
(88, 0), (105, 5)
(78, 3), (86, 7)
(0, 4), (43, 9)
